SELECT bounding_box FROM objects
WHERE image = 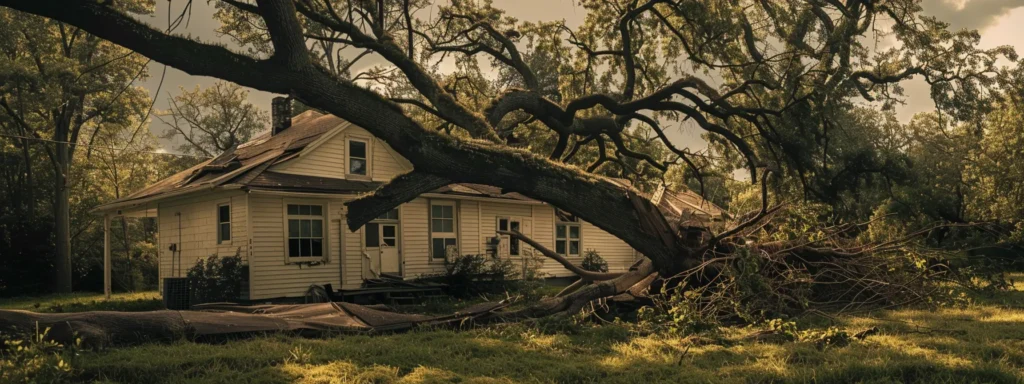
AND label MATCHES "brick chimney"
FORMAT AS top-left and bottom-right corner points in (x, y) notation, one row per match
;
(272, 96), (292, 135)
